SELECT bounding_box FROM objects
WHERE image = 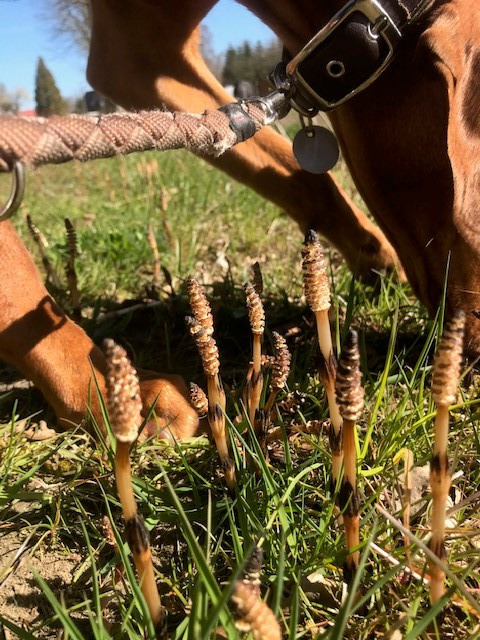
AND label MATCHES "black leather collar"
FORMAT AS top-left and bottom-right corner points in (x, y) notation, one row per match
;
(274, 0), (437, 113)
(381, 0), (436, 31)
